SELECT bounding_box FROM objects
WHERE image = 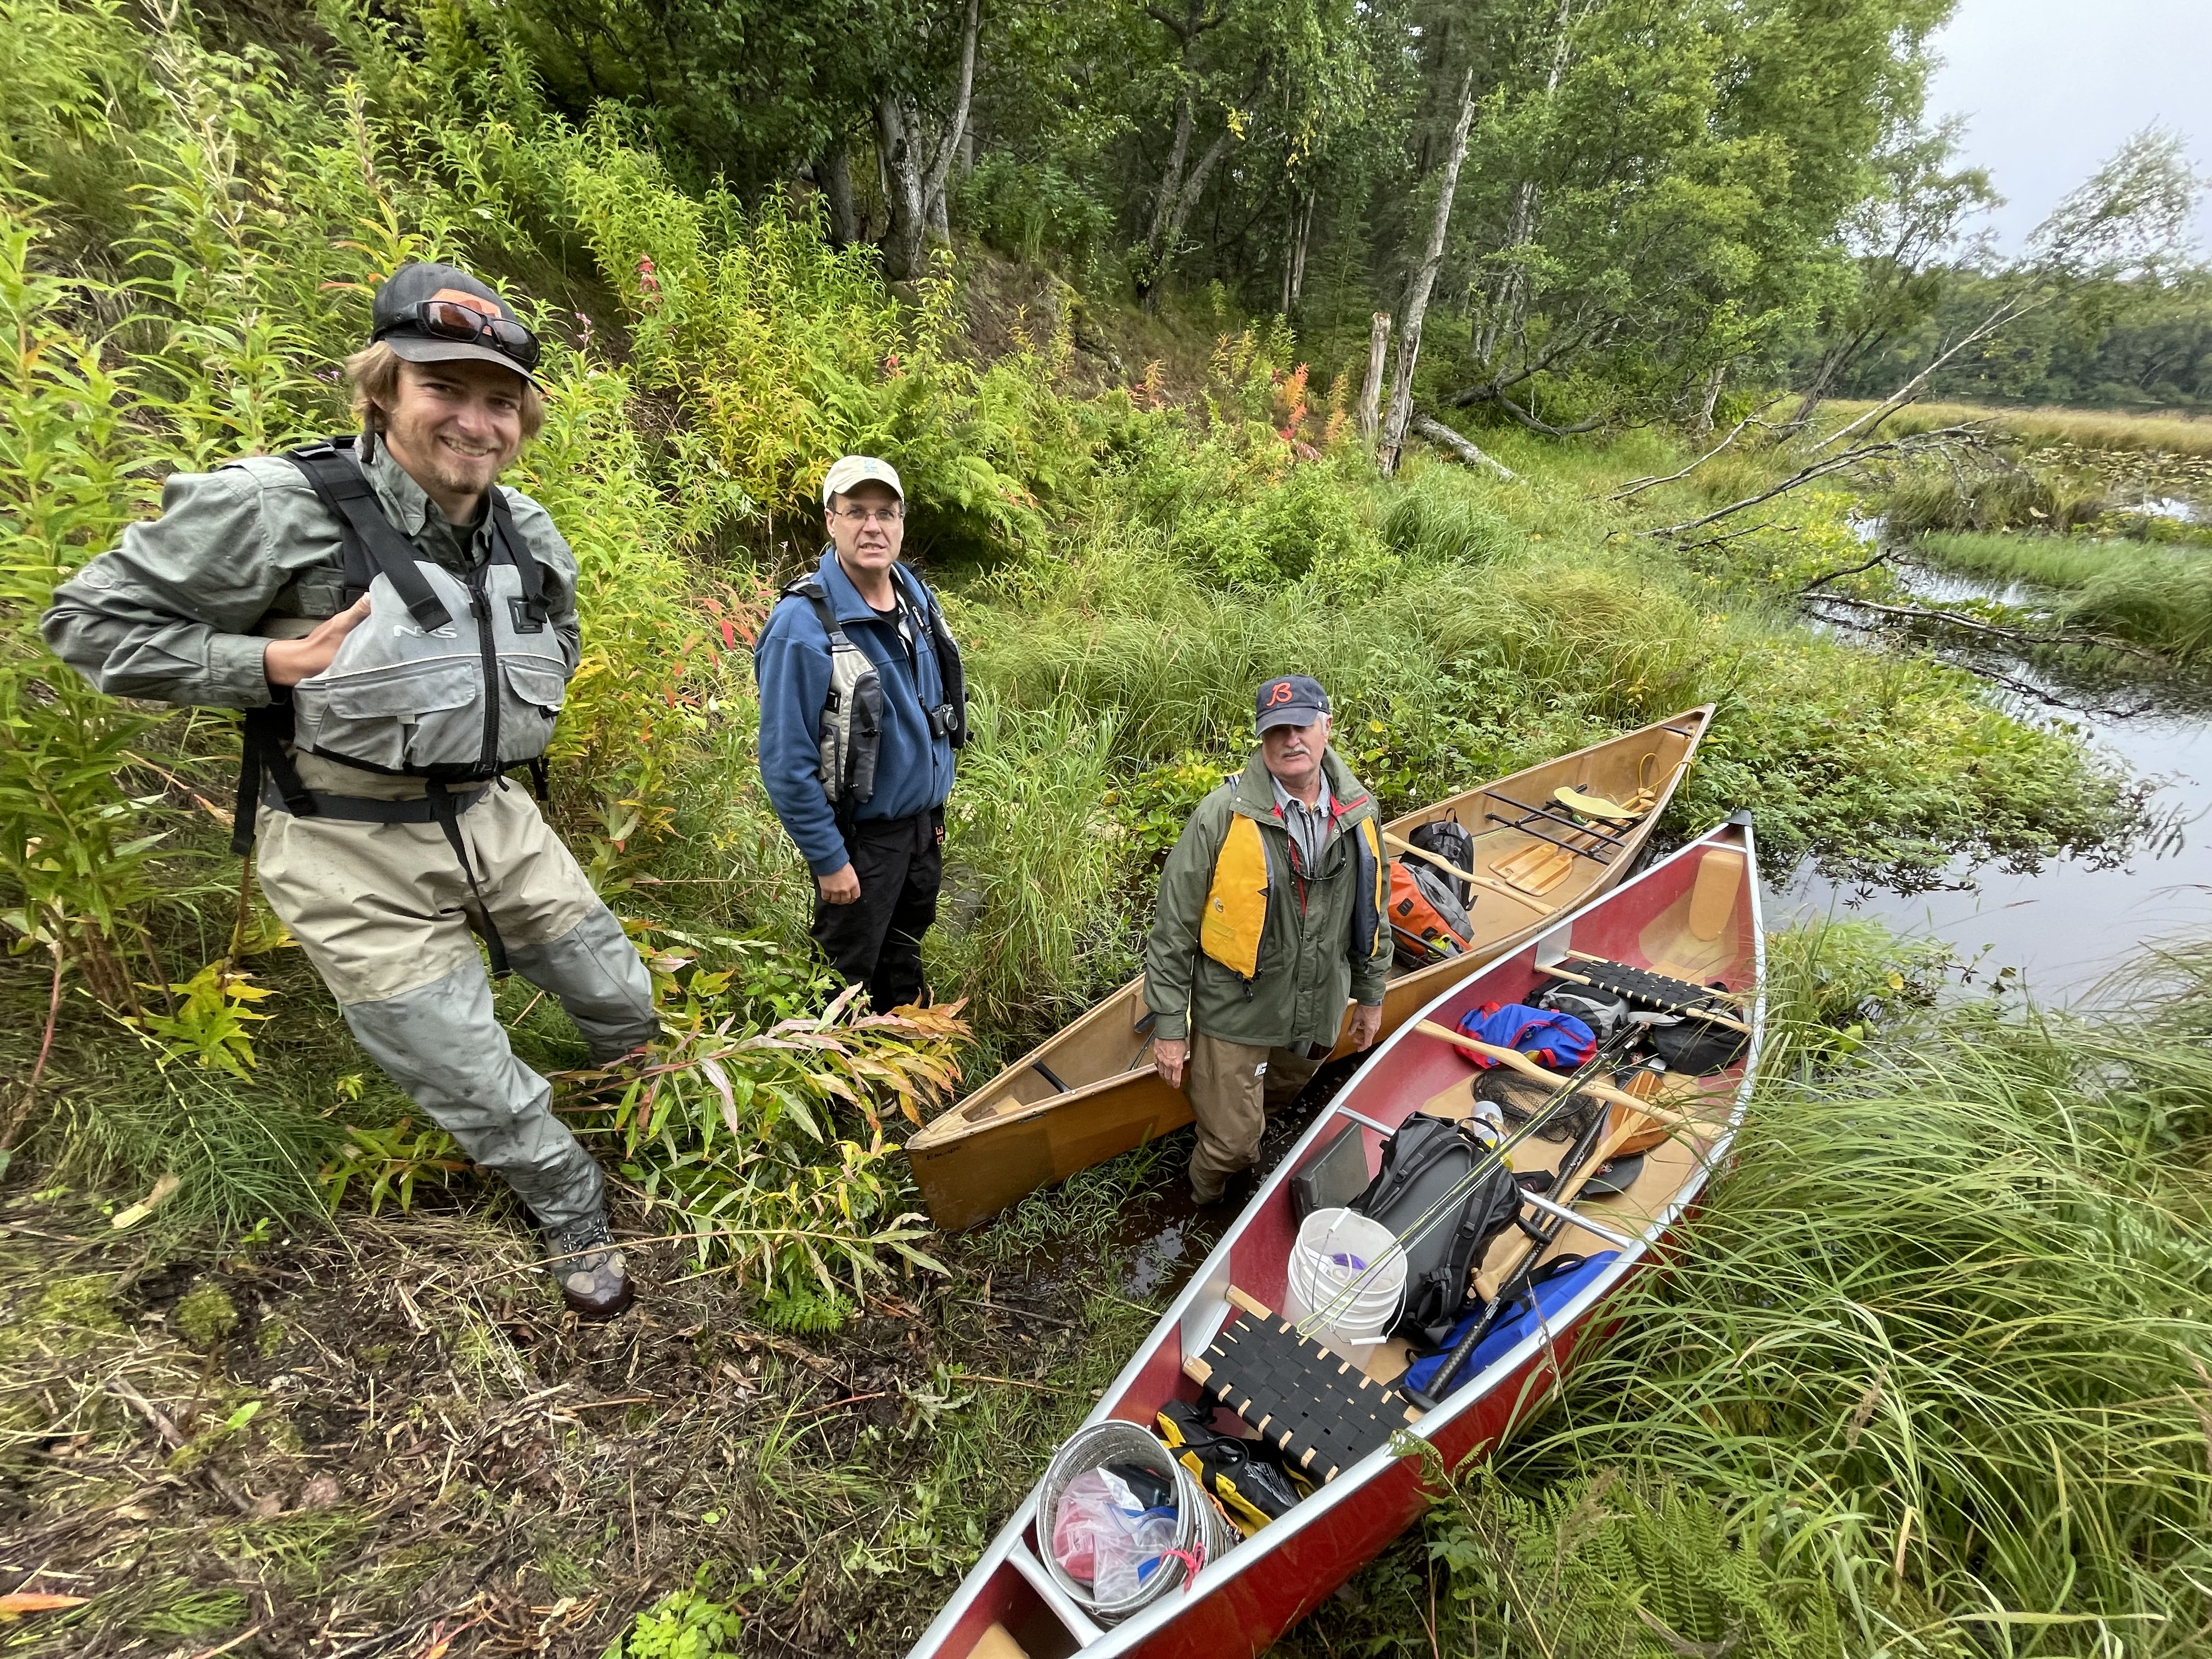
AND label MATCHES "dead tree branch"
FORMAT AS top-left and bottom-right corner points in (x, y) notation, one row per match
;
(1412, 415), (1519, 481)
(1796, 547), (1893, 593)
(1646, 425), (1985, 539)
(1609, 396), (1788, 500)
(1803, 591), (2173, 667)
